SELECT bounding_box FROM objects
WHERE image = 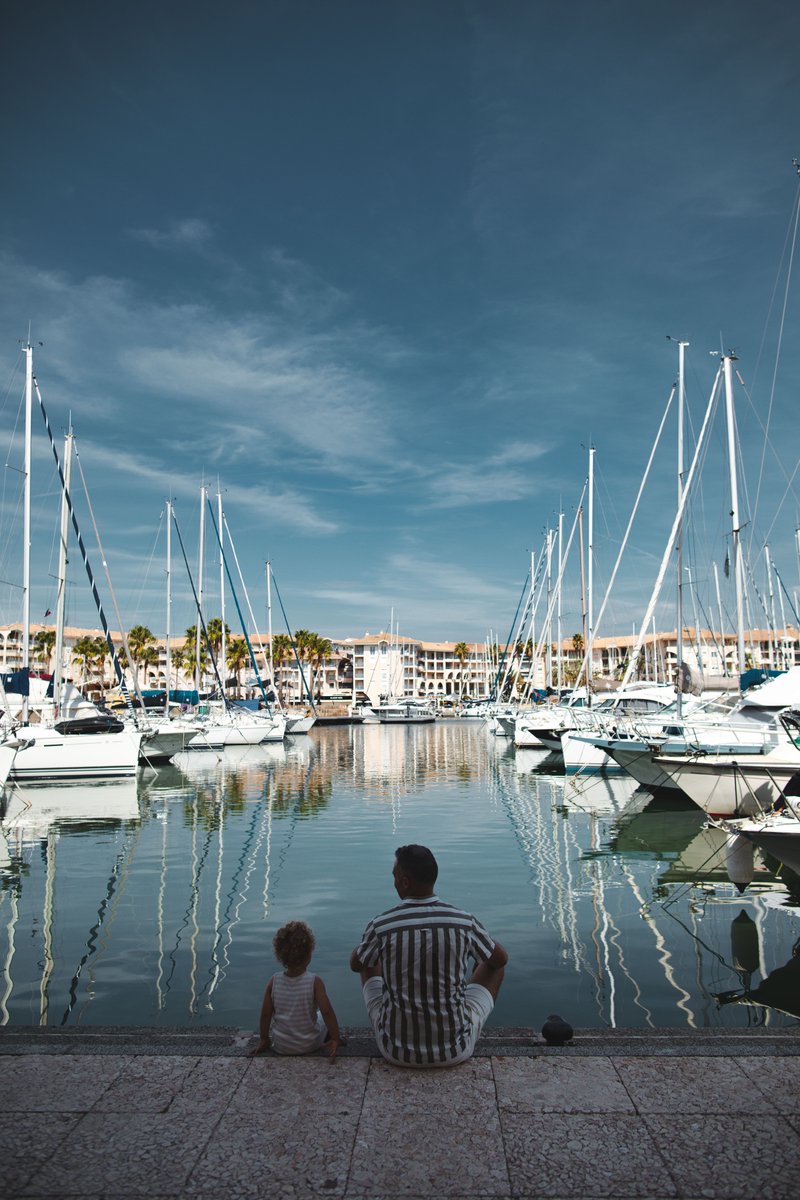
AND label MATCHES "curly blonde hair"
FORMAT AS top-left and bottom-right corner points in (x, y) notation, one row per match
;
(273, 920), (315, 970)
